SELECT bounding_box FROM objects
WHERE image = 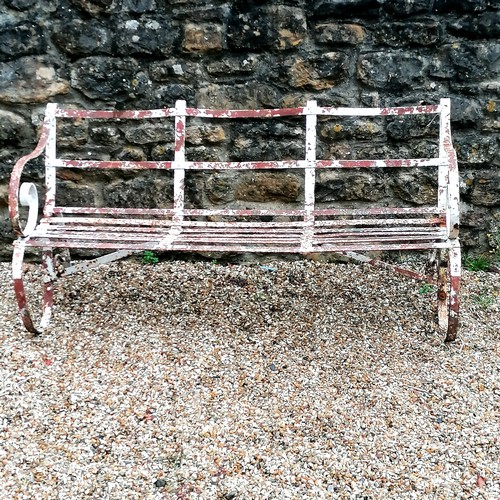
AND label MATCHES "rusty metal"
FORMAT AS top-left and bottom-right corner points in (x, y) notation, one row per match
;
(9, 98), (461, 339)
(445, 240), (461, 342)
